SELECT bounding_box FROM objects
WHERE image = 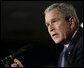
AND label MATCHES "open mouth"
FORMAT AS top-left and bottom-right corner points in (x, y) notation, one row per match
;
(52, 33), (59, 37)
(52, 34), (57, 37)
